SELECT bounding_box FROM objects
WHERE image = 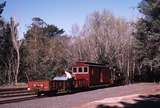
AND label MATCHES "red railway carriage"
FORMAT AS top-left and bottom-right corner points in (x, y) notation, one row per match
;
(72, 62), (112, 87)
(27, 61), (113, 96)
